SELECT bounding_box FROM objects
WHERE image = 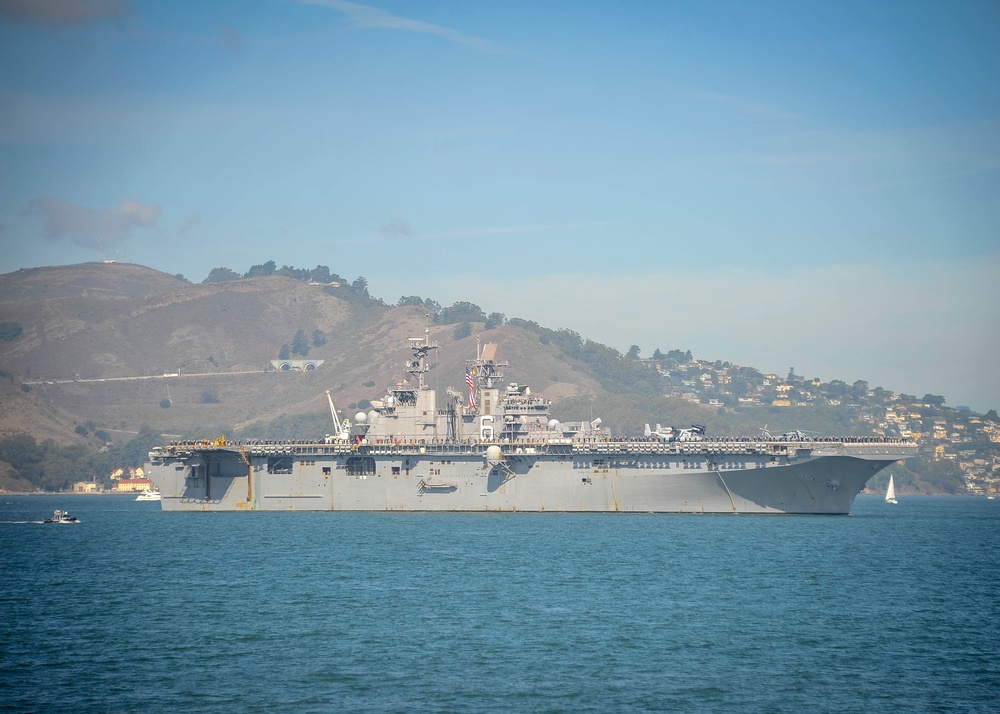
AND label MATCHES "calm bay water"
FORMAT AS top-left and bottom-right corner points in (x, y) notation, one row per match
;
(1, 495), (998, 712)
